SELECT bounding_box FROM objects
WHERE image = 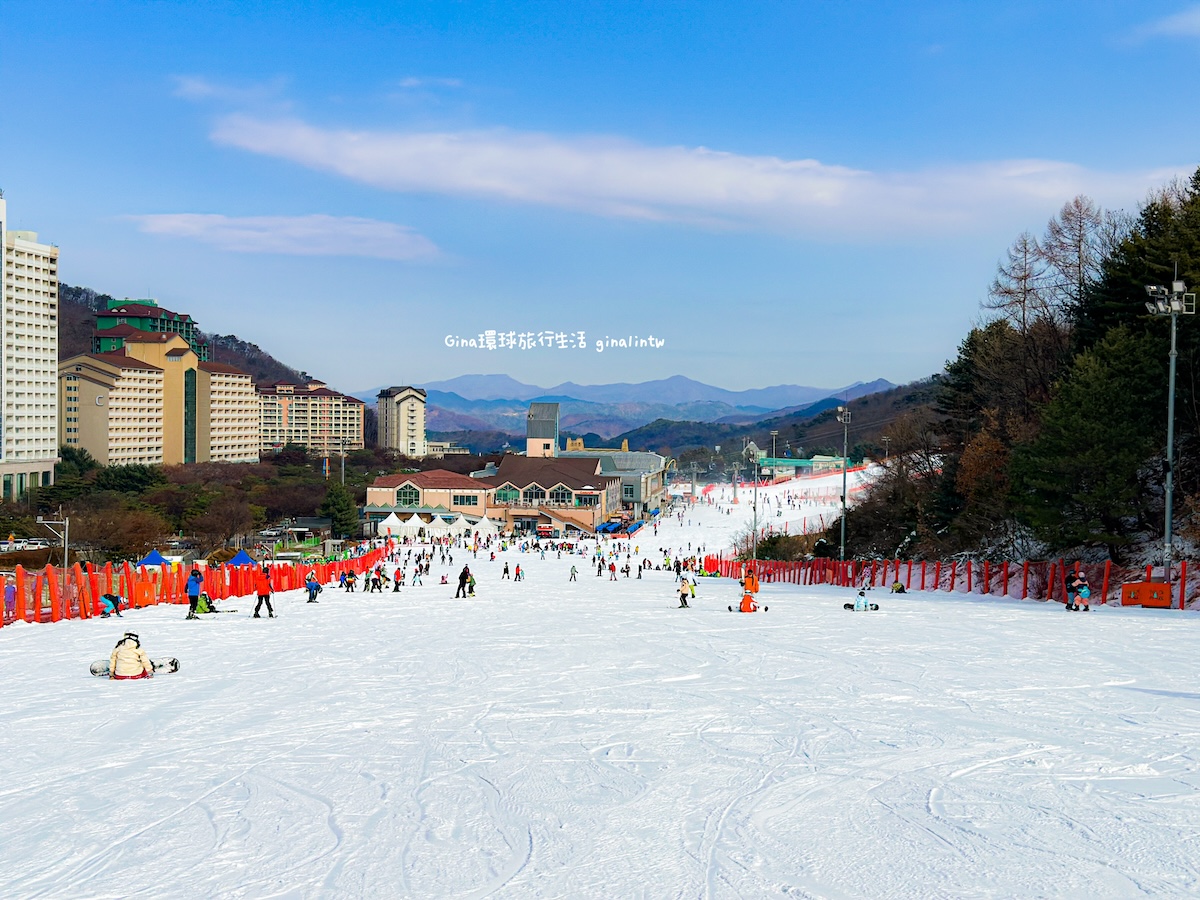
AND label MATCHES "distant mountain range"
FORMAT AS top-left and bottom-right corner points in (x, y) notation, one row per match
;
(355, 374), (895, 439)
